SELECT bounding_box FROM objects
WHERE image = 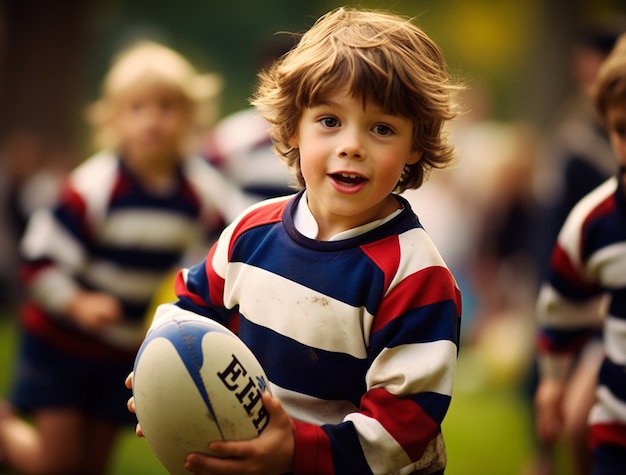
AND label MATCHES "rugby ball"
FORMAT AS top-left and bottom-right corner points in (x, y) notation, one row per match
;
(132, 313), (270, 475)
